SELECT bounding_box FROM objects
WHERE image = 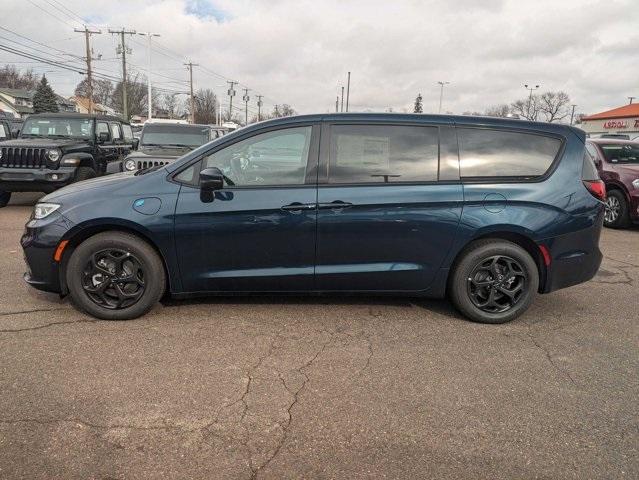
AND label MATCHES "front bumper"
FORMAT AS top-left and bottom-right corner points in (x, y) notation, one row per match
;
(21, 212), (74, 294)
(0, 166), (76, 193)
